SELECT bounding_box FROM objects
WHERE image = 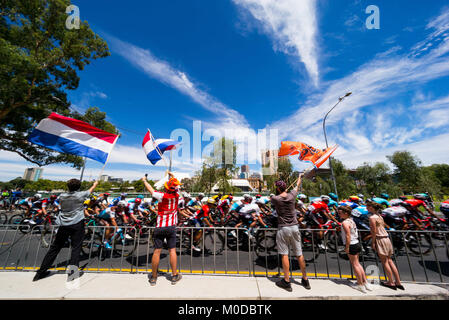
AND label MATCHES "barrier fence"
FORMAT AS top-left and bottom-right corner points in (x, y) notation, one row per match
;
(0, 224), (448, 284)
